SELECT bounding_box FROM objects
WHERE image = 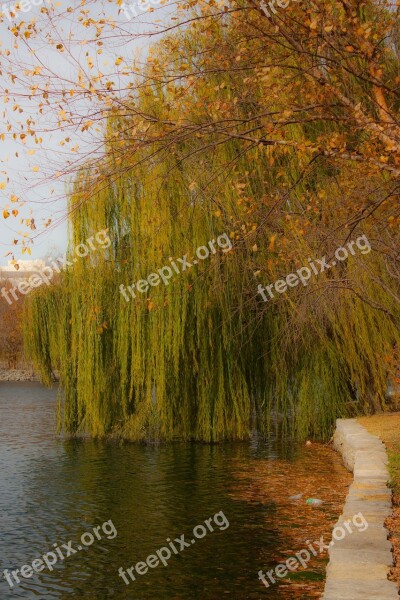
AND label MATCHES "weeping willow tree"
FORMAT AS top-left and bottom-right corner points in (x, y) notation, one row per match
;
(24, 2), (400, 441)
